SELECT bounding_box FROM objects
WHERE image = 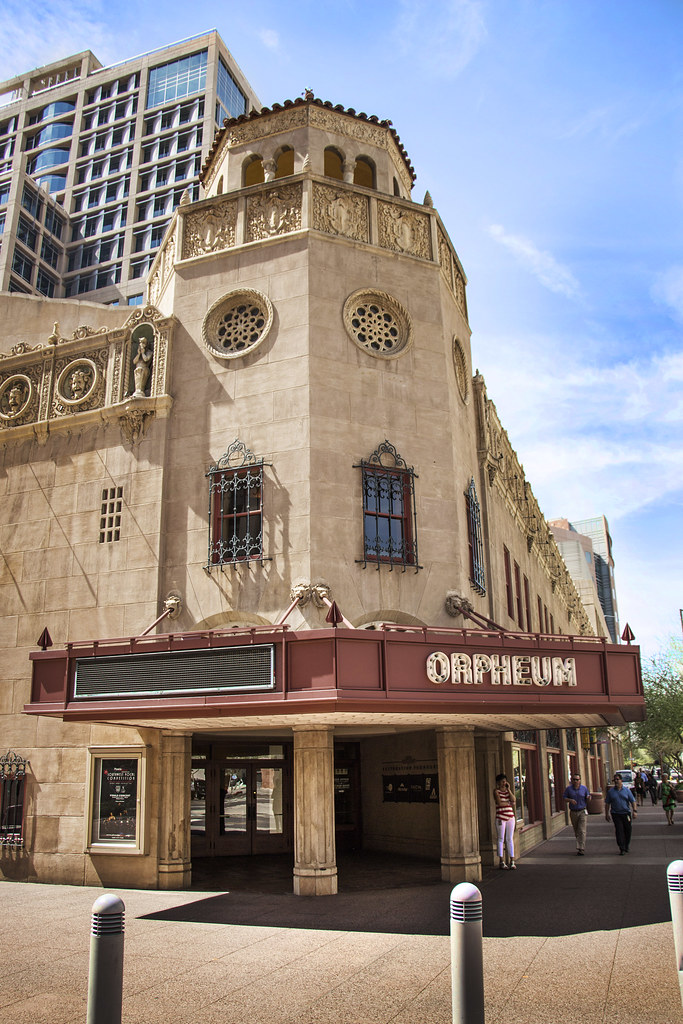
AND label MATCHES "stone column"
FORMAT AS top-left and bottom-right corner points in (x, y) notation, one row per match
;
(157, 731), (192, 890)
(475, 730), (502, 867)
(293, 726), (337, 895)
(437, 726), (481, 883)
